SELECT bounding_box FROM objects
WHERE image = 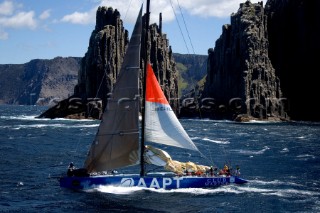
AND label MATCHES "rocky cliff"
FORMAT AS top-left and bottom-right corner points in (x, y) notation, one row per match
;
(195, 0), (319, 121)
(37, 6), (180, 119)
(0, 57), (80, 106)
(74, 7), (128, 108)
(265, 0), (320, 121)
(188, 1), (288, 121)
